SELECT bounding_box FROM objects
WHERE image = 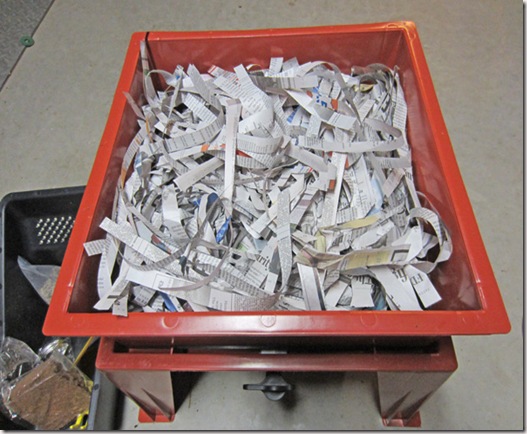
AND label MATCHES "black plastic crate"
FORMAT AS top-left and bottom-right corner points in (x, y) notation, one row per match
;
(0, 186), (85, 429)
